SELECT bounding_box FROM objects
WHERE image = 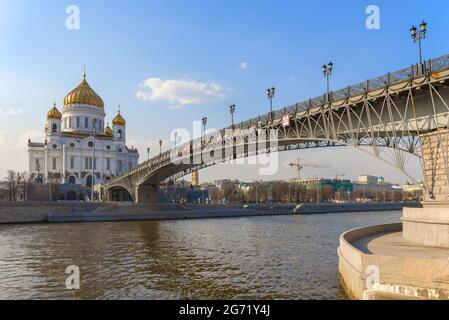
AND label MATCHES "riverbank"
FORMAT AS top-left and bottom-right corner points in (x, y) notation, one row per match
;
(338, 223), (449, 300)
(0, 202), (420, 224)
